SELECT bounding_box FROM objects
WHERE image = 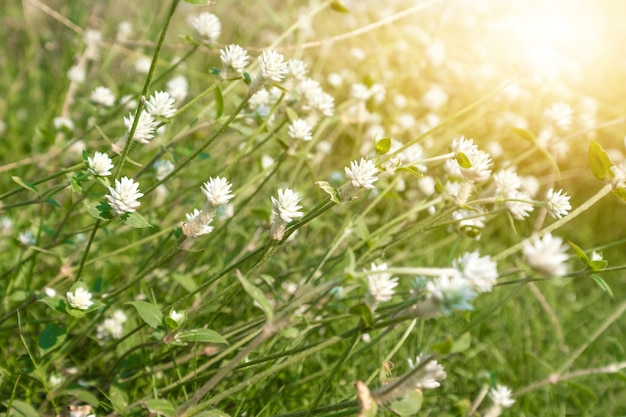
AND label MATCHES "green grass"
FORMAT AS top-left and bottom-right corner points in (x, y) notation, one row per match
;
(1, 1), (625, 416)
